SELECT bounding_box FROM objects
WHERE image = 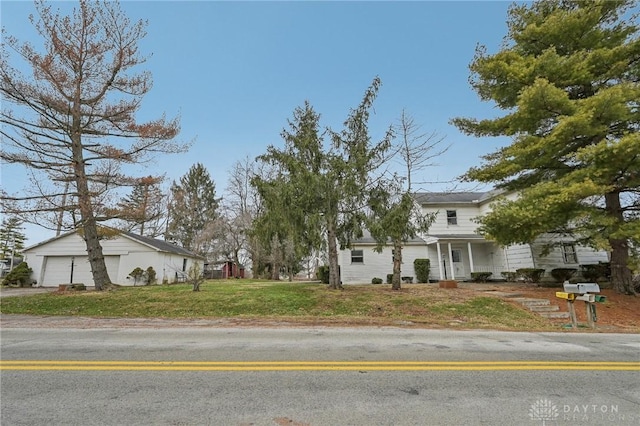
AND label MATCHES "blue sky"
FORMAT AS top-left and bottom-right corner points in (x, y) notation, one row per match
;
(2, 1), (515, 245)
